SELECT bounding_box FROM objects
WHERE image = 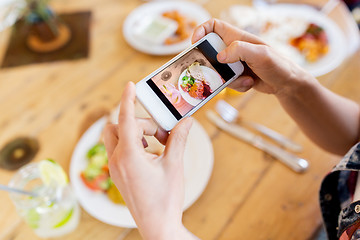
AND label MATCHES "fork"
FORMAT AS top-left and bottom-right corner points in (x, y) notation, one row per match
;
(215, 100), (303, 152)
